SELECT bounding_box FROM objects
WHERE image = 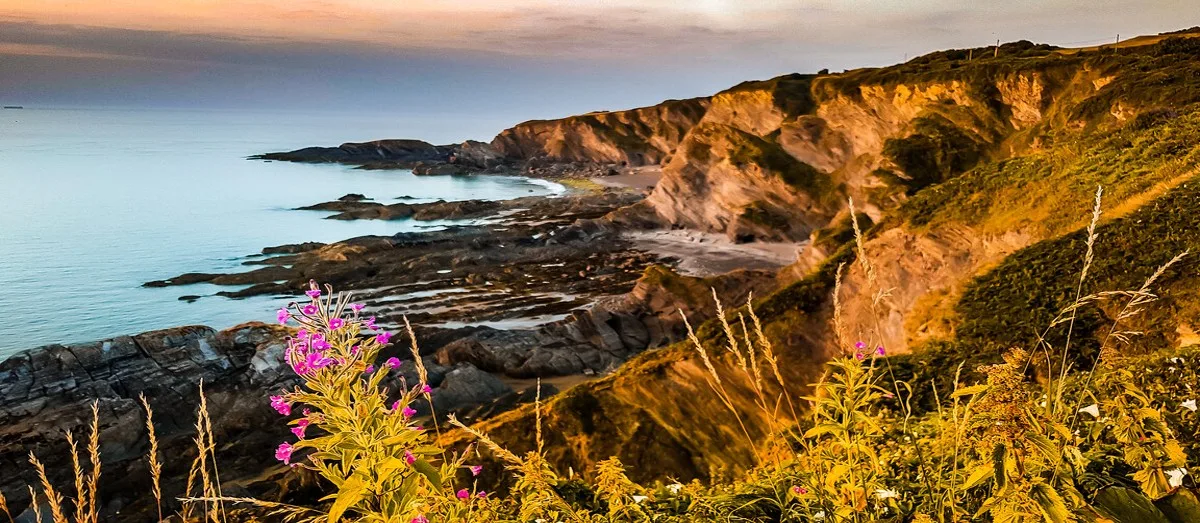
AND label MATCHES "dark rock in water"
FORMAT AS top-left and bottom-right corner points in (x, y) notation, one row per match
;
(412, 161), (468, 176)
(250, 139), (449, 167)
(338, 193), (369, 202)
(424, 365), (513, 415)
(262, 242), (326, 255)
(178, 295), (201, 303)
